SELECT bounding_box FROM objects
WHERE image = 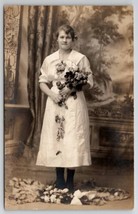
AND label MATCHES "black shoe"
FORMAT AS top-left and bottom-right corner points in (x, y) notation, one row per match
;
(66, 182), (74, 193)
